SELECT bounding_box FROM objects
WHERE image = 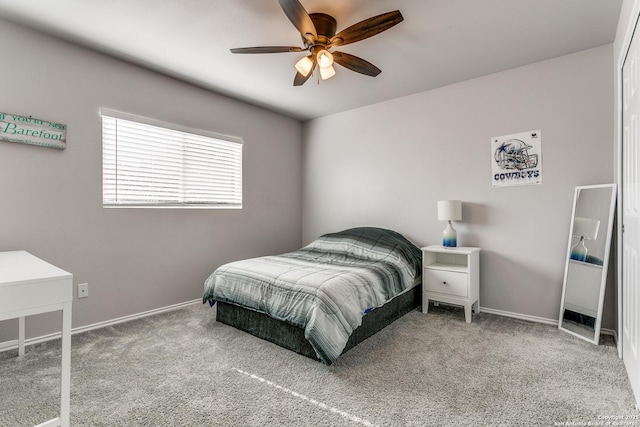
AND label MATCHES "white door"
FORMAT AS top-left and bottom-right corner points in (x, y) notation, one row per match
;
(623, 15), (640, 409)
